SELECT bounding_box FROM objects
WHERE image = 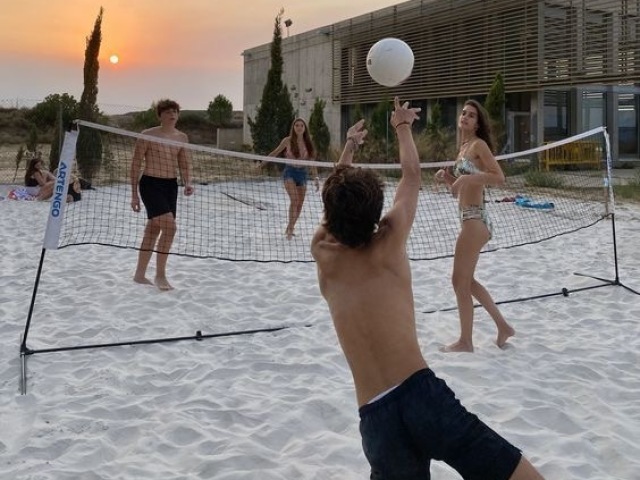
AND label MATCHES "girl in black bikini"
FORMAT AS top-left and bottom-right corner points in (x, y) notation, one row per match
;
(24, 156), (55, 200)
